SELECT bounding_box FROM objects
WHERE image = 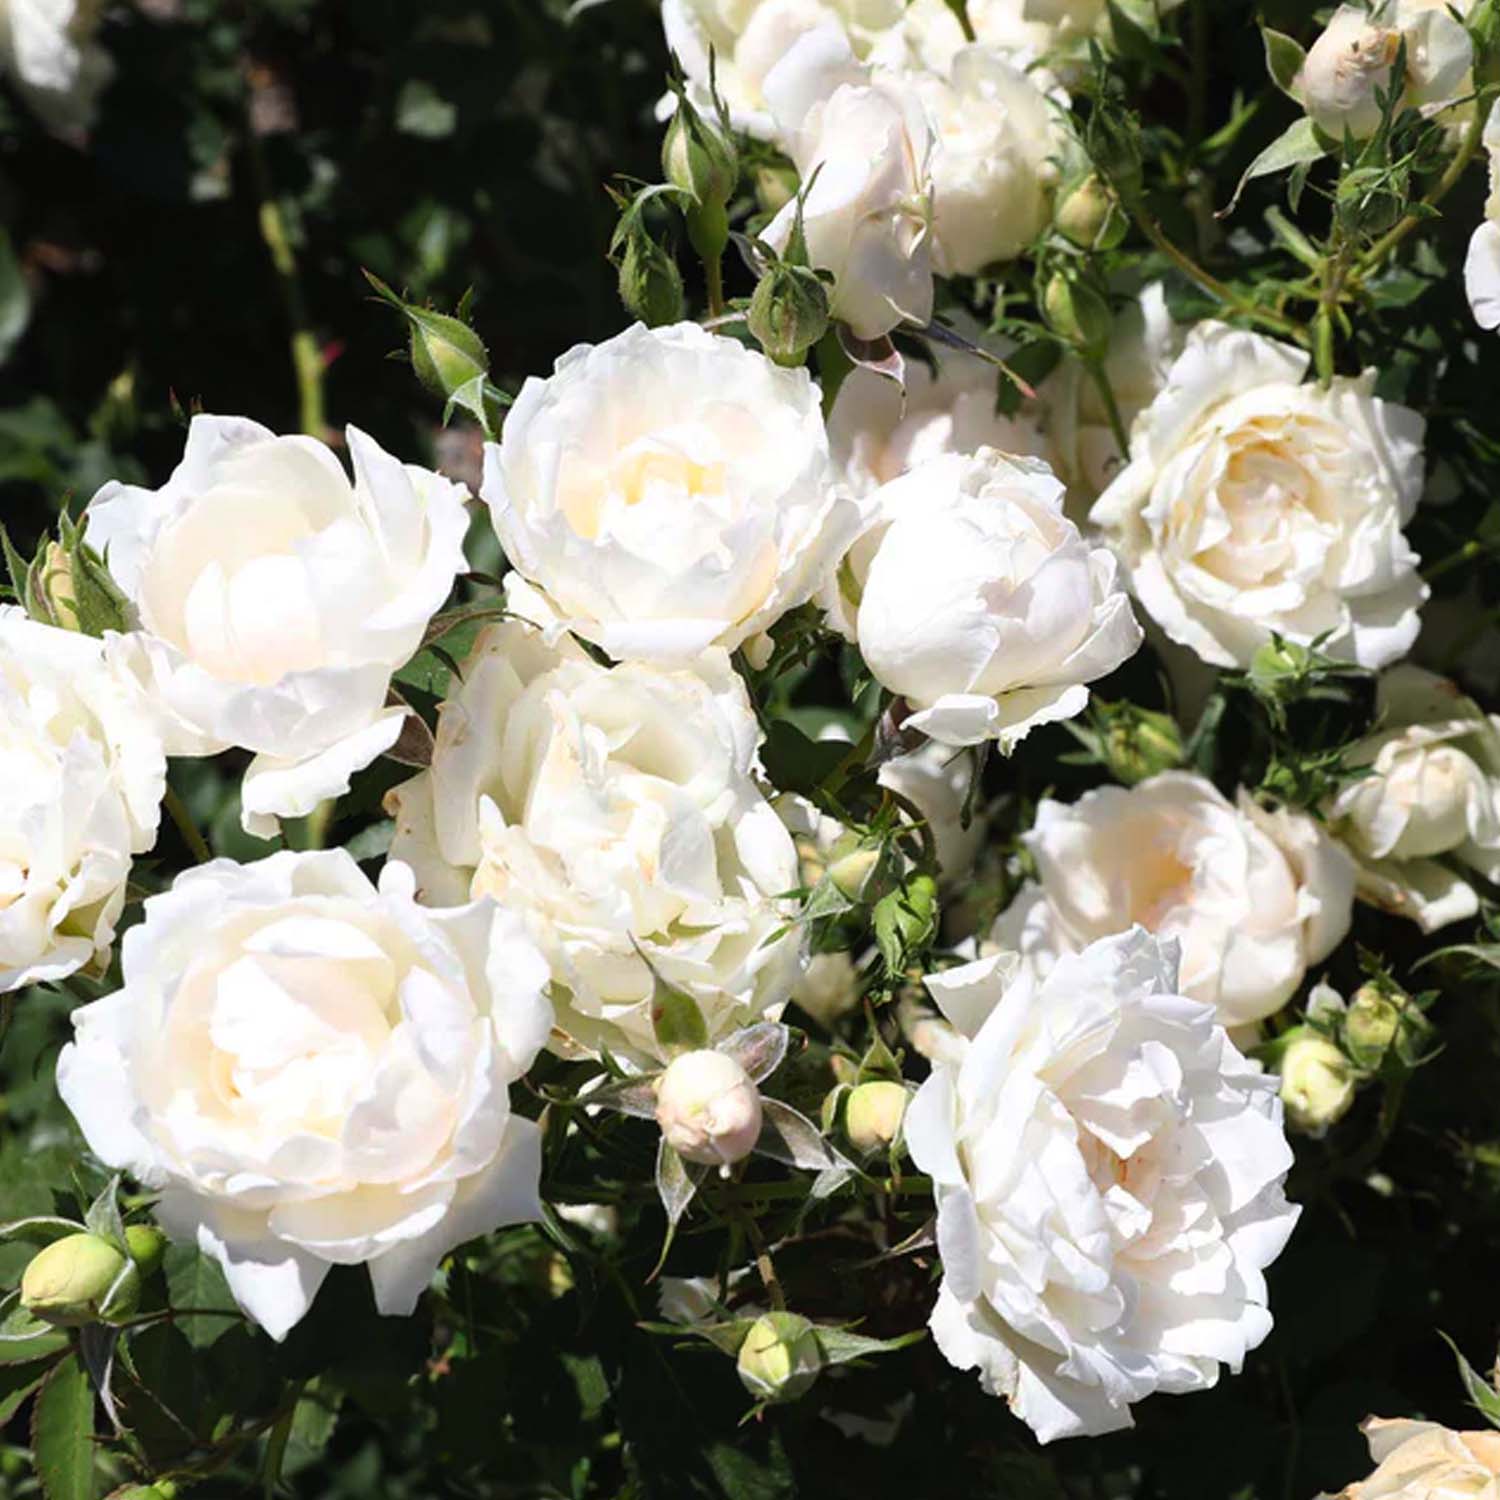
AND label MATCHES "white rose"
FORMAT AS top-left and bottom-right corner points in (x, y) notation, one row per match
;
(655, 1048), (764, 1167)
(791, 949), (862, 1027)
(1091, 321), (1428, 670)
(1324, 1418), (1500, 1499)
(1040, 281), (1184, 522)
(846, 447), (1142, 749)
(764, 48), (935, 339)
(1296, 1), (1472, 143)
(55, 849), (553, 1341)
(84, 415), (470, 838)
(1328, 665), (1500, 933)
(827, 351), (1046, 499)
(0, 0), (112, 131)
(0, 608), (164, 991)
(660, 0), (906, 138)
(385, 620), (805, 1068)
(1466, 101), (1500, 331)
(481, 322), (858, 663)
(992, 771), (1355, 1028)
(915, 45), (1062, 276)
(907, 927), (1298, 1442)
